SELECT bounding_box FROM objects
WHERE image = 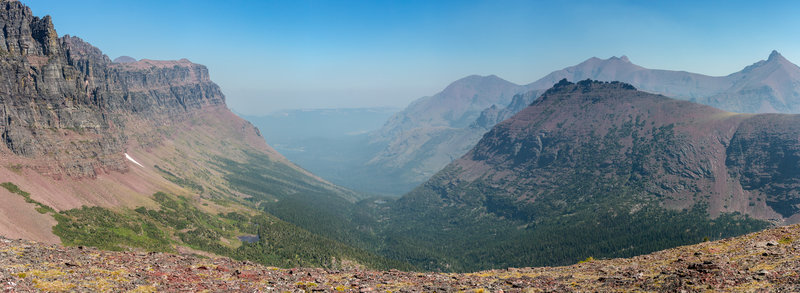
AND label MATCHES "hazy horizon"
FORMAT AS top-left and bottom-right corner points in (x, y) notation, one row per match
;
(25, 0), (800, 115)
